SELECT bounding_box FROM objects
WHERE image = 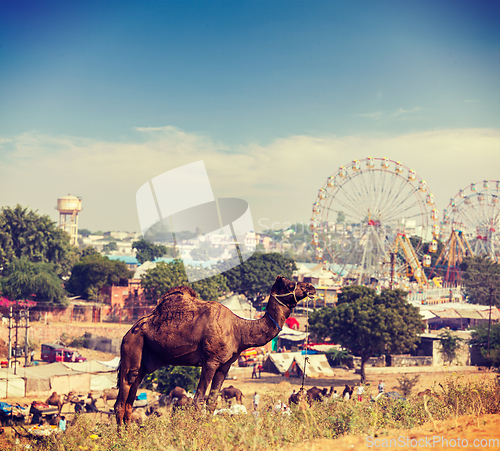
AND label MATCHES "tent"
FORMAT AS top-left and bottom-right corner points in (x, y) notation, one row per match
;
(285, 317), (300, 330)
(0, 370), (25, 398)
(98, 357), (120, 369)
(0, 362), (90, 397)
(289, 354), (336, 378)
(278, 325), (308, 342)
(63, 360), (117, 391)
(220, 294), (256, 319)
(262, 352), (301, 374)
